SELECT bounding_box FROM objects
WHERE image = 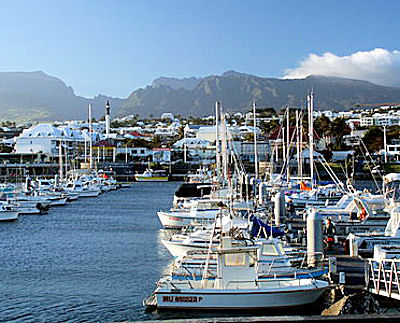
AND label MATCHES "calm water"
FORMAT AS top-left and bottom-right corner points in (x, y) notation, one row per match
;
(1, 181), (377, 322)
(0, 182), (178, 322)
